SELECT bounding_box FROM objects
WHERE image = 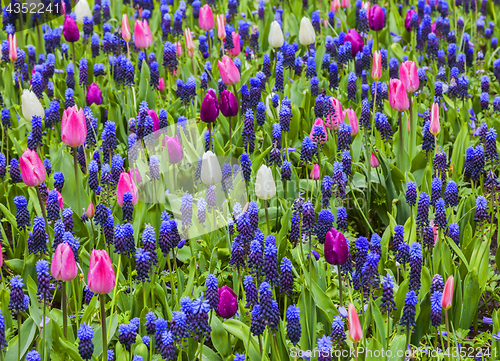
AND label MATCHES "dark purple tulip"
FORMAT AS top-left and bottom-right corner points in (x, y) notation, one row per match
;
(219, 90), (239, 118)
(405, 10), (417, 32)
(324, 228), (349, 265)
(343, 29), (364, 57)
(200, 89), (220, 123)
(217, 285), (238, 318)
(86, 83), (103, 105)
(368, 5), (385, 31)
(63, 15), (80, 43)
